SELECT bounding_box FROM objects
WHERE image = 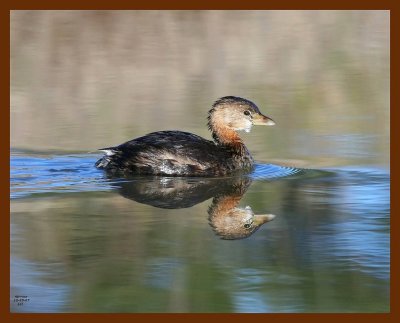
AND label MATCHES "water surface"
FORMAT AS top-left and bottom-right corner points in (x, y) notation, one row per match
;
(10, 151), (389, 312)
